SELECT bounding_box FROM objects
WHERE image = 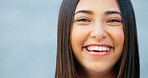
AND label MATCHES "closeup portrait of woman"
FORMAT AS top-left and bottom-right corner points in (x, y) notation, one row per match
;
(55, 0), (140, 78)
